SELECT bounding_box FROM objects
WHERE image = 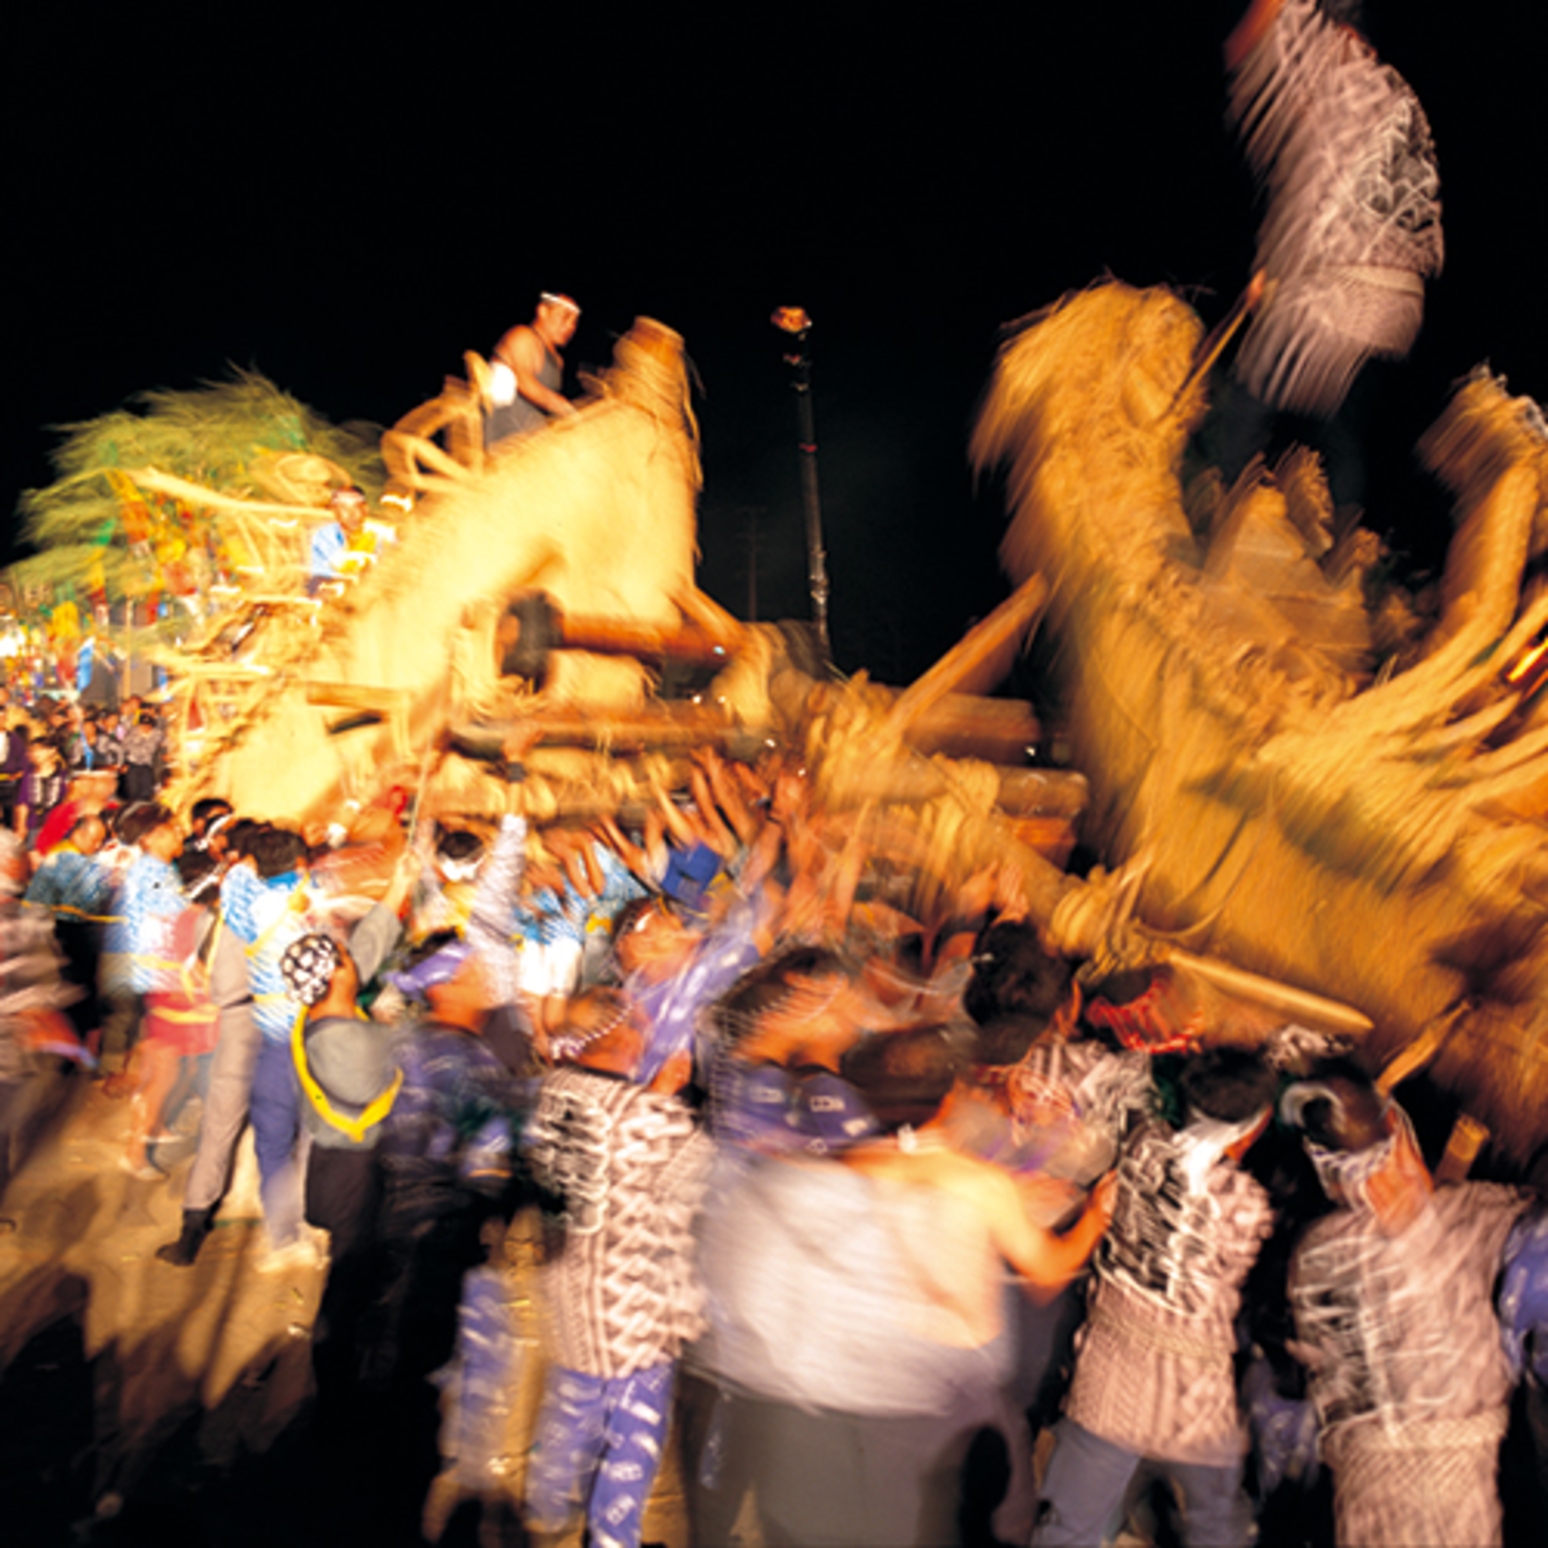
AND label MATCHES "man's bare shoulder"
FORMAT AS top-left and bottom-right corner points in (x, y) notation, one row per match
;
(494, 323), (540, 366)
